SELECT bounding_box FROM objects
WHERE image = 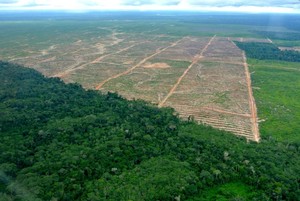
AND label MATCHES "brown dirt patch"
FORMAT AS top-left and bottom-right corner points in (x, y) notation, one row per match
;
(123, 60), (135, 65)
(142, 62), (171, 69)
